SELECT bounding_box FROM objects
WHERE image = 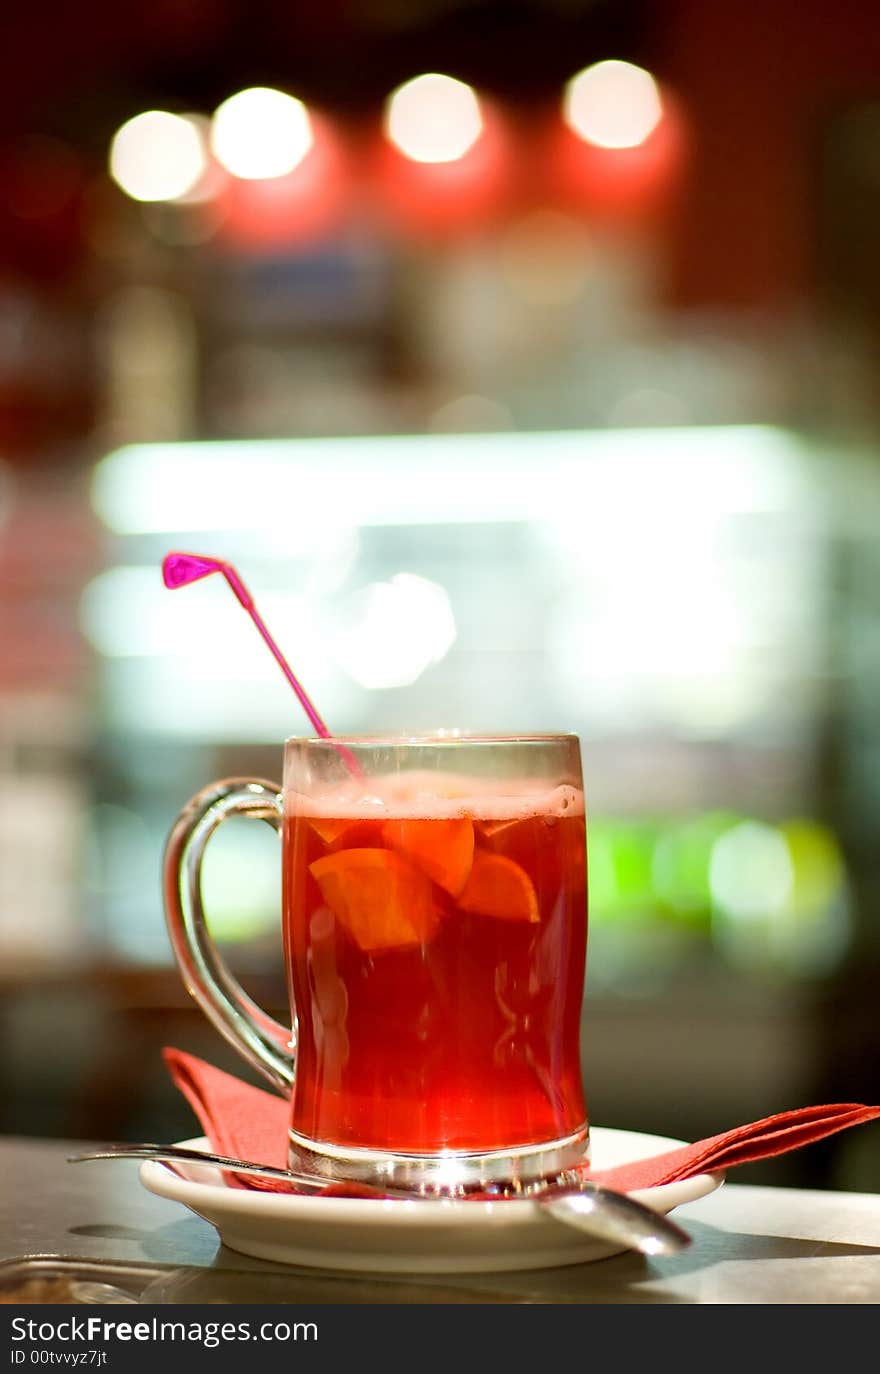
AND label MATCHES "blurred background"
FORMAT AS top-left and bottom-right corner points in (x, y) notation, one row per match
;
(1, 0), (879, 1190)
